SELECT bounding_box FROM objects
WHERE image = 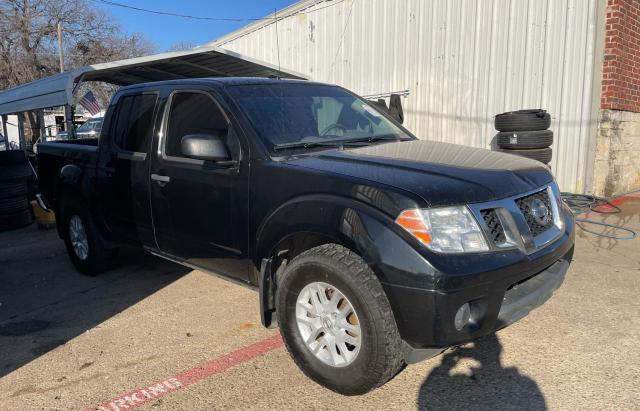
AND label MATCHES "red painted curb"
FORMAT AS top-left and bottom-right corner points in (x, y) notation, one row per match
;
(86, 334), (283, 411)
